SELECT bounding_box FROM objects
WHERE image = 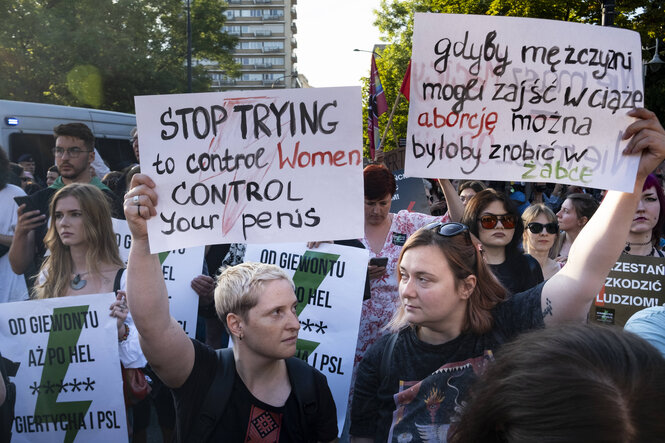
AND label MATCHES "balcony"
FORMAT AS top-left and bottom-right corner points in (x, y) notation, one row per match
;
(290, 6), (296, 19)
(290, 22), (297, 34)
(254, 0), (271, 3)
(263, 47), (283, 53)
(253, 29), (273, 36)
(291, 37), (297, 48)
(263, 14), (284, 21)
(291, 52), (297, 63)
